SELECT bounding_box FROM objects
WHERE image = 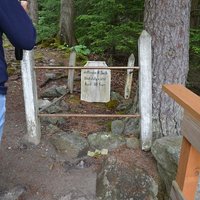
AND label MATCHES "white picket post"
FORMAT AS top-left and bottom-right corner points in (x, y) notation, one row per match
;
(124, 54), (135, 99)
(138, 30), (152, 151)
(68, 51), (76, 93)
(21, 50), (41, 145)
